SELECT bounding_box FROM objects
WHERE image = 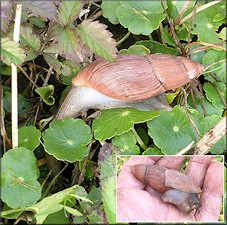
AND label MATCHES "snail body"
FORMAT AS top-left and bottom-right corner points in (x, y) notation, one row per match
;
(56, 54), (204, 119)
(132, 164), (202, 213)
